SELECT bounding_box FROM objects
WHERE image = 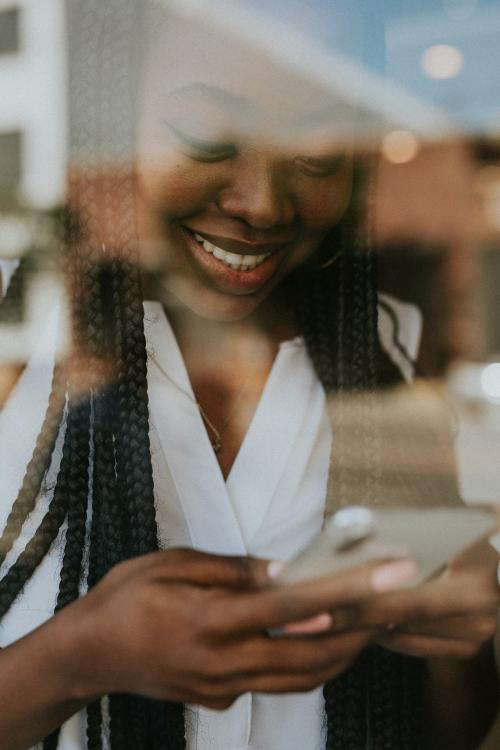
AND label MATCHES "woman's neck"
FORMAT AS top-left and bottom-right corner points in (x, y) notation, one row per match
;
(143, 277), (299, 478)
